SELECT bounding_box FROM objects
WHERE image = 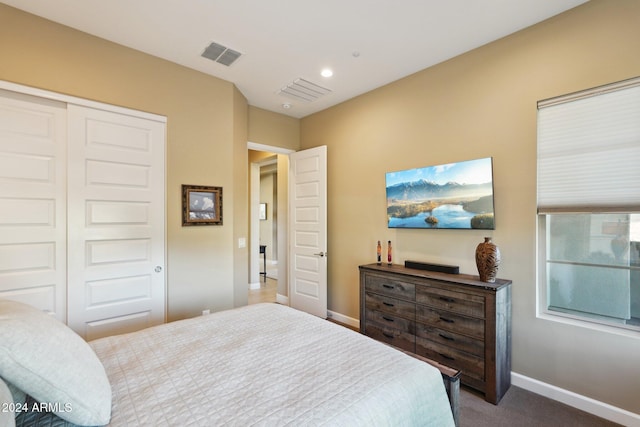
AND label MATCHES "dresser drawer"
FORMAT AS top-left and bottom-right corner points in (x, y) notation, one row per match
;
(416, 285), (484, 318)
(365, 309), (415, 352)
(365, 274), (415, 301)
(366, 308), (414, 333)
(365, 292), (415, 319)
(416, 305), (485, 340)
(415, 323), (484, 357)
(416, 337), (484, 381)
